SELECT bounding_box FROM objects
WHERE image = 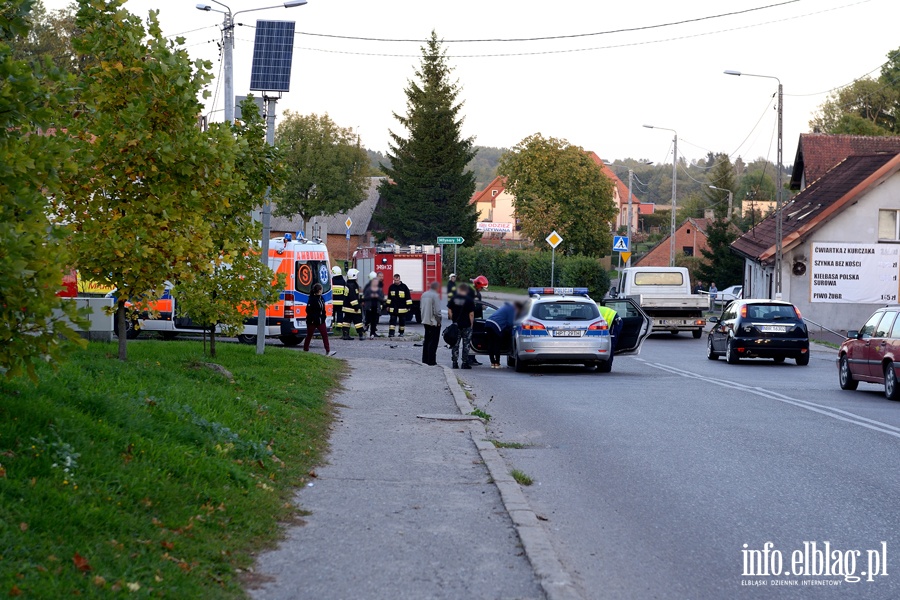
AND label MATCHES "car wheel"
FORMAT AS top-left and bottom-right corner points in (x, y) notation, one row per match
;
(114, 317), (140, 340)
(725, 339), (739, 364)
(706, 336), (718, 360)
(279, 335), (302, 347)
(692, 329), (702, 339)
(506, 353), (516, 368)
(796, 352), (810, 366)
(773, 356), (785, 364)
(512, 340), (526, 372)
(237, 334), (256, 345)
(160, 332), (178, 341)
(839, 355), (858, 391)
(597, 356), (613, 373)
(885, 362), (900, 400)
